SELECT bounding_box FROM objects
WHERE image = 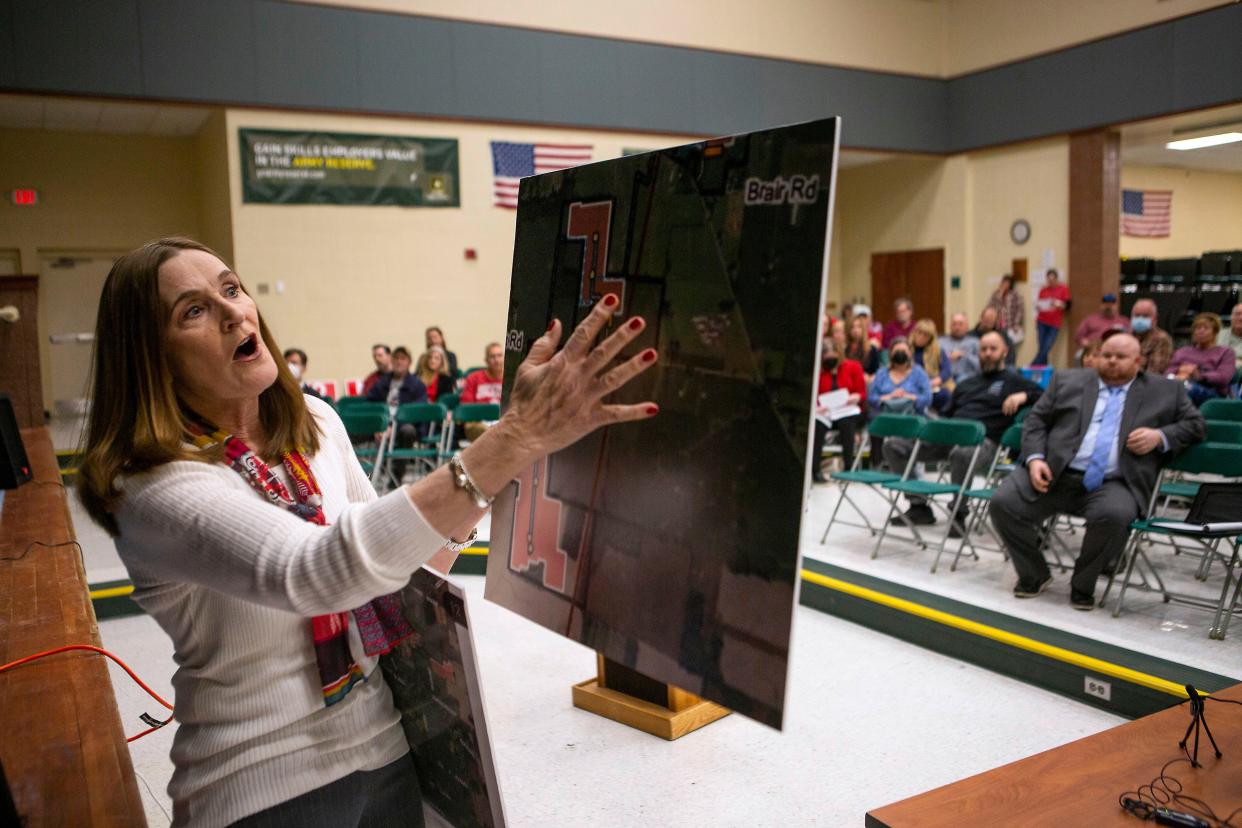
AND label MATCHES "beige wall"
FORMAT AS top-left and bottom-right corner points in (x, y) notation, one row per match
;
(195, 111), (235, 265)
(0, 127), (204, 409)
(833, 137), (1070, 364)
(1120, 165), (1242, 259)
(223, 108), (698, 386)
(303, 0), (1229, 78)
